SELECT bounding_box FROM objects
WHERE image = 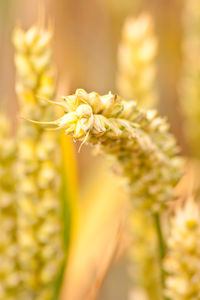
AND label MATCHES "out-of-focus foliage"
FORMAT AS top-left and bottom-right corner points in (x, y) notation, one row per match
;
(181, 0), (200, 157)
(117, 13), (158, 109)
